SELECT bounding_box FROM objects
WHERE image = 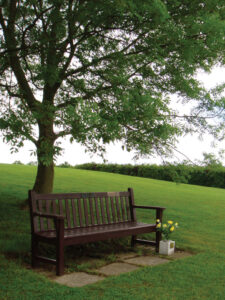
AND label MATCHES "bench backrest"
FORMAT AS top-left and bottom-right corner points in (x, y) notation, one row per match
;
(29, 188), (136, 233)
